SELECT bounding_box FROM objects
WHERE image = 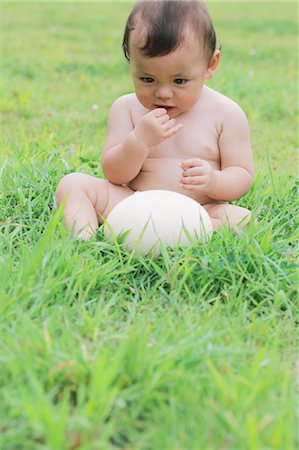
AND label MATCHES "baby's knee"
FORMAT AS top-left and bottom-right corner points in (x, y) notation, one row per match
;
(55, 172), (85, 204)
